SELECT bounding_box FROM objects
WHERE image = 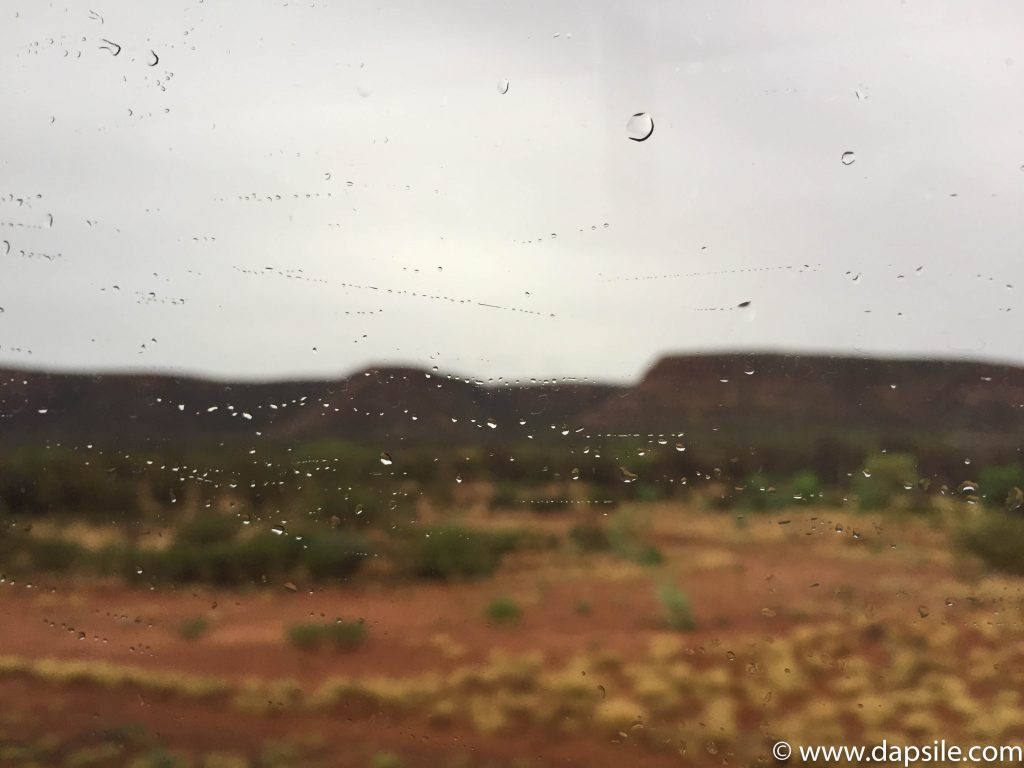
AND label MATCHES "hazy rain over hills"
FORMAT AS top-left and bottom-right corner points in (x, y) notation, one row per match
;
(1, 0), (1023, 383)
